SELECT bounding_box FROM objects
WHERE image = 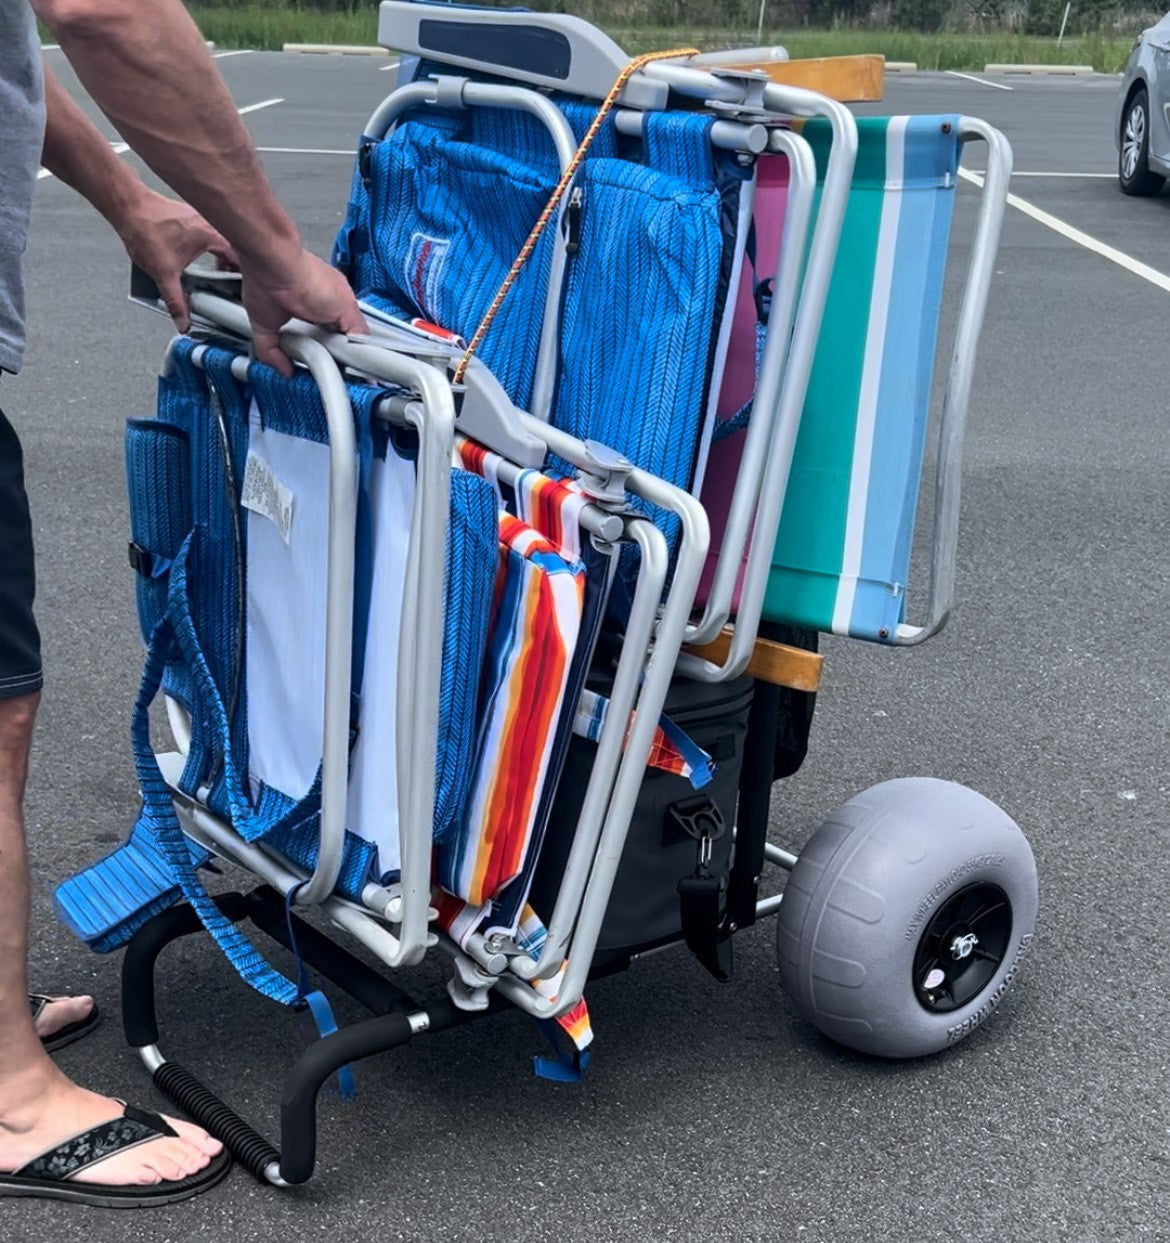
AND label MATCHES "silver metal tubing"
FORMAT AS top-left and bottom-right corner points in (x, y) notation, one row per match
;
(305, 333), (454, 966)
(264, 1162), (289, 1188)
(755, 892), (784, 919)
(689, 46), (789, 67)
(360, 883), (399, 921)
(892, 118), (1011, 645)
(138, 1045), (166, 1074)
(764, 842), (799, 870)
(639, 60), (747, 105)
(678, 89), (858, 682)
(165, 772), (410, 966)
(468, 439), (625, 544)
(509, 517), (669, 981)
(363, 78), (577, 170)
(276, 335), (355, 907)
(550, 479), (713, 1013)
(505, 417), (712, 986)
(459, 931), (509, 976)
(680, 128), (817, 653)
(613, 109), (768, 154)
(527, 416), (712, 558)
